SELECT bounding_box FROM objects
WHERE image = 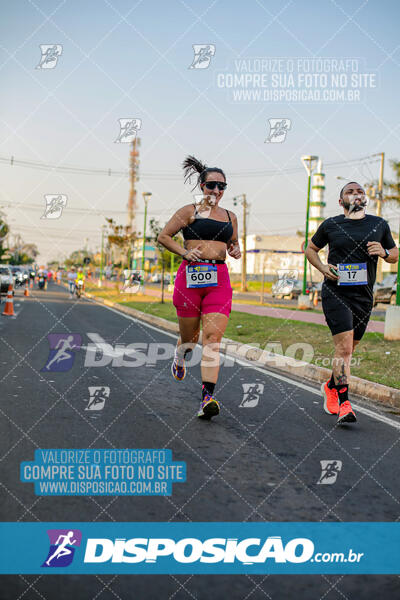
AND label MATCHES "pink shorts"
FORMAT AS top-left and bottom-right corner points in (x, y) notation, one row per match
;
(173, 261), (233, 318)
